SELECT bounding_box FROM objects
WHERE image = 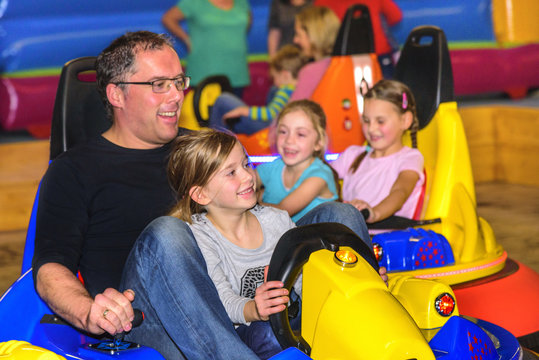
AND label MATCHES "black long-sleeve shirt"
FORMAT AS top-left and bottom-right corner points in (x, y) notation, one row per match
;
(33, 136), (176, 297)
